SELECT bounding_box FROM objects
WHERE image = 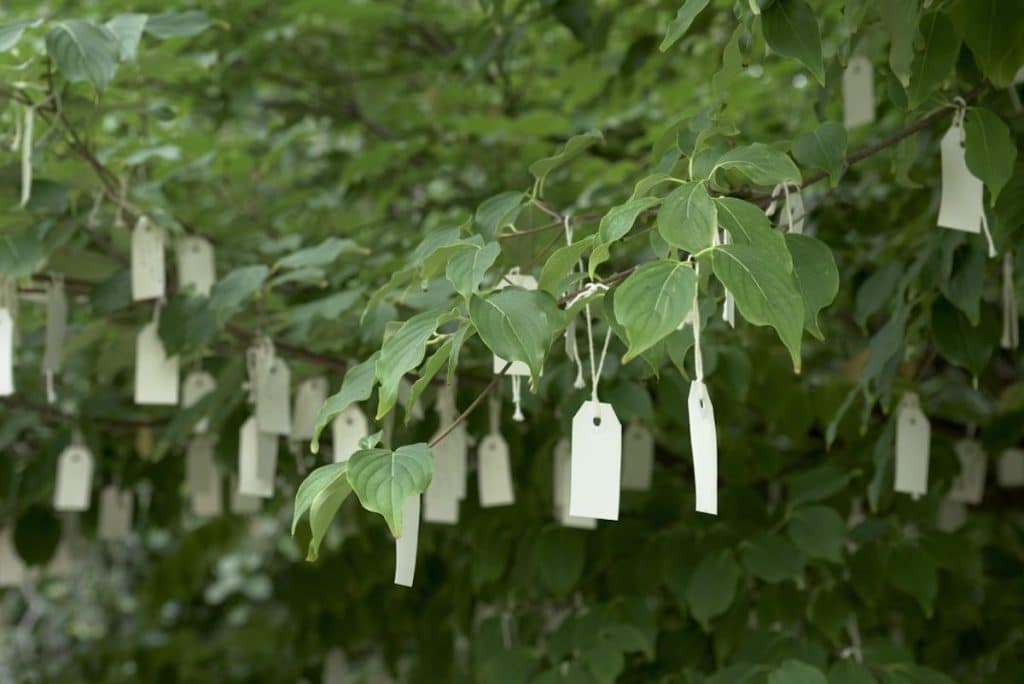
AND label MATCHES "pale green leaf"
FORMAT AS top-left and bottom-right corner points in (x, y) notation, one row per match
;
(208, 265), (268, 322)
(310, 353), (379, 453)
(613, 260), (697, 363)
(762, 0), (825, 85)
(656, 181), (717, 252)
(540, 235), (594, 294)
(712, 143), (802, 187)
(106, 14), (148, 61)
(274, 237), (367, 271)
(306, 475), (352, 561)
(347, 443), (433, 538)
(786, 234), (839, 340)
(659, 0), (712, 51)
(144, 10), (212, 39)
(292, 462), (347, 534)
(529, 130), (603, 195)
(46, 20), (120, 91)
(446, 240), (501, 299)
(475, 191), (525, 241)
(0, 20), (38, 53)
(375, 309), (452, 419)
(469, 288), (564, 385)
(404, 338), (451, 424)
(715, 197), (792, 266)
